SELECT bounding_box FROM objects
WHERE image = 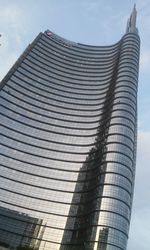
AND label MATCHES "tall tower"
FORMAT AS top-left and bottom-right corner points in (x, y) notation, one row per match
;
(0, 6), (140, 250)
